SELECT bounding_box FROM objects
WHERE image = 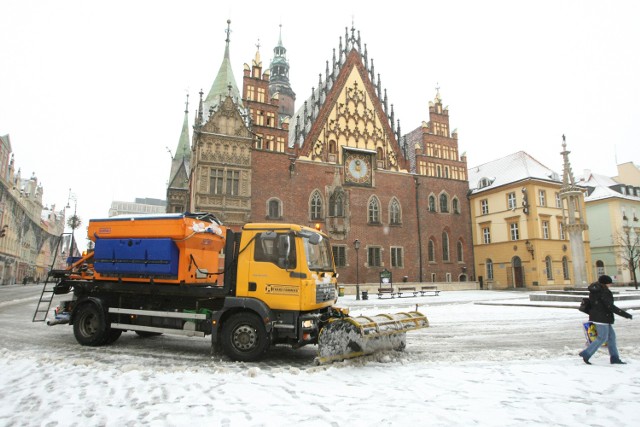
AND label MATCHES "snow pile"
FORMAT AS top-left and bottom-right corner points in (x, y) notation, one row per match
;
(0, 289), (639, 426)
